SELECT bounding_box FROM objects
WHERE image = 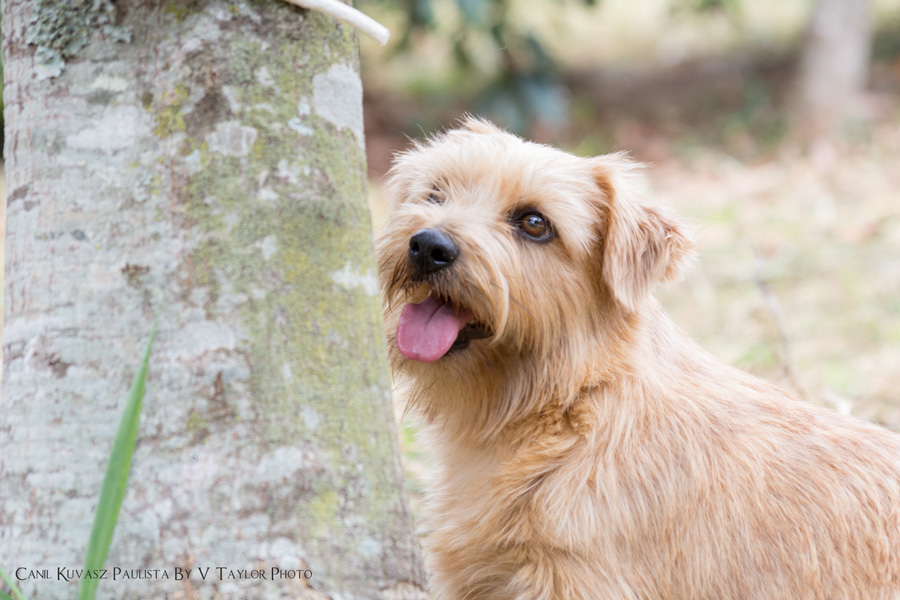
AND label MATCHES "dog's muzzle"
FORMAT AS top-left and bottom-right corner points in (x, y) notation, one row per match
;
(396, 227), (491, 362)
(408, 228), (458, 275)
